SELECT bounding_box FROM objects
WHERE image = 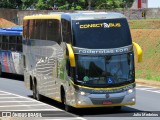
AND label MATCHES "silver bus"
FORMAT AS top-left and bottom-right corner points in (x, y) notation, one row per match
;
(23, 12), (142, 112)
